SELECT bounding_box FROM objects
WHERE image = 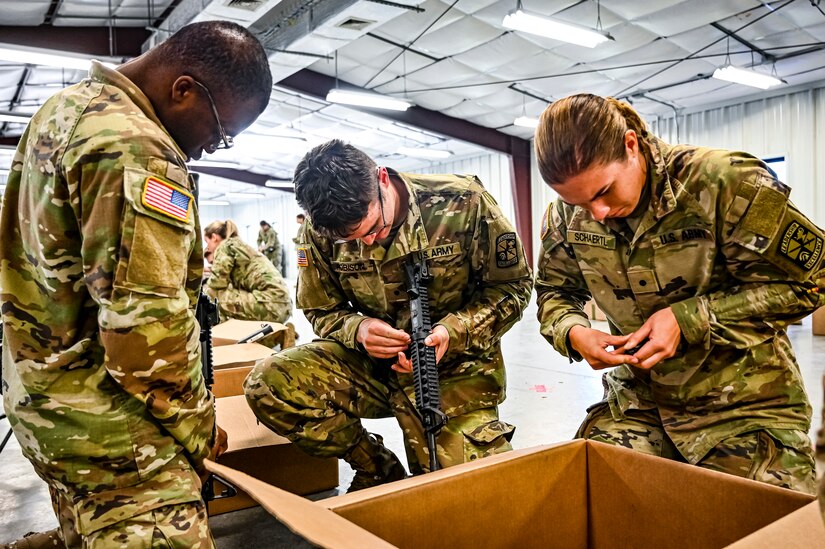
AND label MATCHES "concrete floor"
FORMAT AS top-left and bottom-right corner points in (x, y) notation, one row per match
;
(1, 295), (824, 546)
